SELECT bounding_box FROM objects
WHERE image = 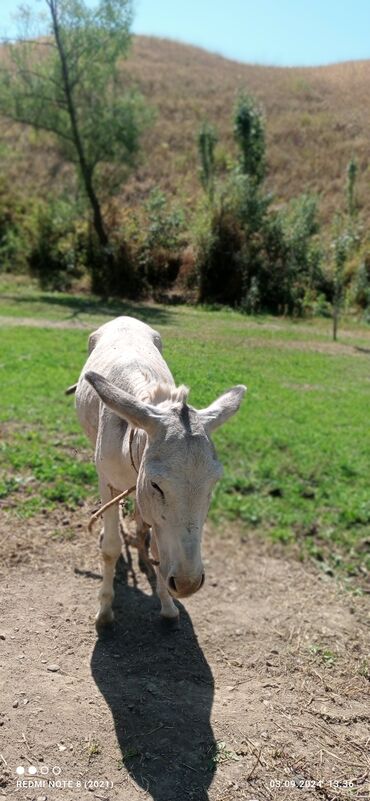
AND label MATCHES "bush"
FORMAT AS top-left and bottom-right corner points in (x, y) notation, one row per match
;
(198, 122), (218, 200)
(29, 199), (87, 291)
(266, 194), (324, 315)
(194, 175), (323, 314)
(352, 257), (370, 310)
(139, 189), (185, 290)
(196, 200), (245, 305)
(0, 181), (32, 273)
(233, 93), (266, 184)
